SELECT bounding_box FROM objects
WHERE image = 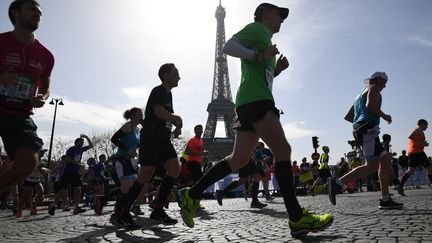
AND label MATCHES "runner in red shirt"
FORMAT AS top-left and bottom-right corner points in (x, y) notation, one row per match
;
(0, 0), (54, 192)
(185, 125), (208, 184)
